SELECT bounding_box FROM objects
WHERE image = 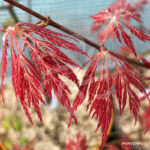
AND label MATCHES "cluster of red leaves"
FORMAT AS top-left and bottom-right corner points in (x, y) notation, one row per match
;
(65, 133), (87, 150)
(86, 1), (150, 147)
(0, 22), (88, 124)
(119, 45), (150, 133)
(90, 0), (150, 56)
(70, 49), (149, 149)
